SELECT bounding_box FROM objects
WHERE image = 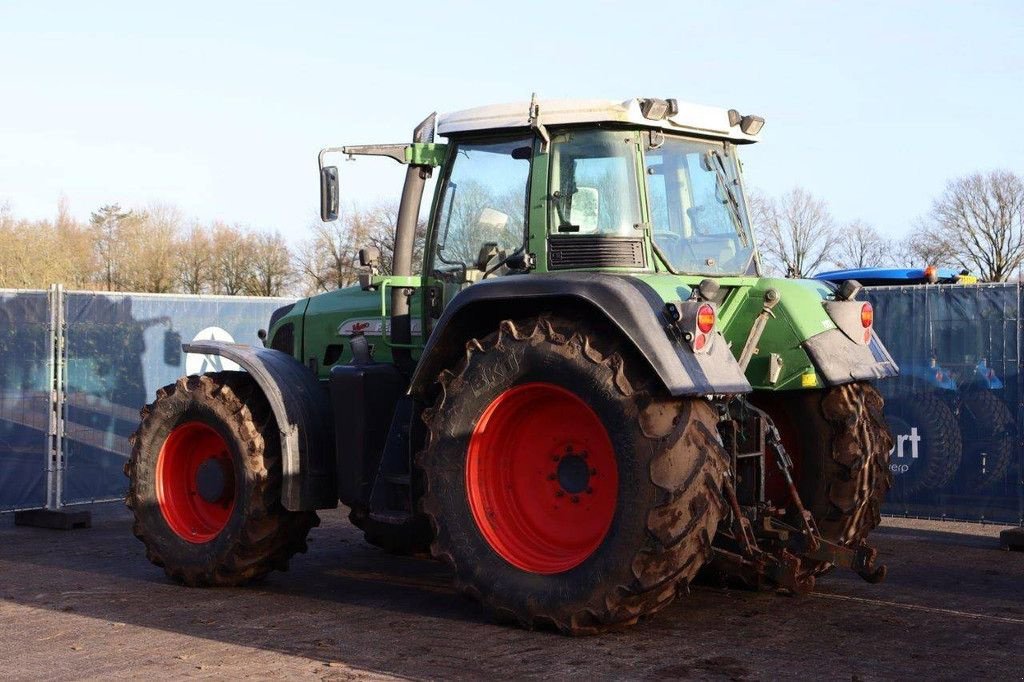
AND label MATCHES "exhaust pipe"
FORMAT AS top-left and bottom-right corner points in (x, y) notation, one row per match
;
(390, 113), (435, 370)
